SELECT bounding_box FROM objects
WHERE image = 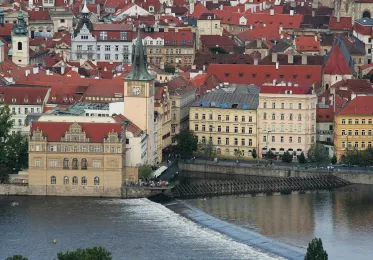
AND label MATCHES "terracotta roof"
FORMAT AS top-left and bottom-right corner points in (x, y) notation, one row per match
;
(236, 25), (288, 41)
(31, 121), (122, 142)
(329, 17), (352, 31)
(207, 64), (322, 86)
(93, 24), (132, 31)
(0, 86), (49, 105)
(113, 114), (143, 135)
(188, 3), (211, 18)
(295, 35), (321, 51)
(323, 44), (353, 75)
(200, 35), (237, 47)
(260, 85), (313, 94)
(164, 28), (194, 46)
(28, 10), (50, 20)
(338, 96), (373, 115)
(246, 13), (303, 29)
(317, 106), (334, 122)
